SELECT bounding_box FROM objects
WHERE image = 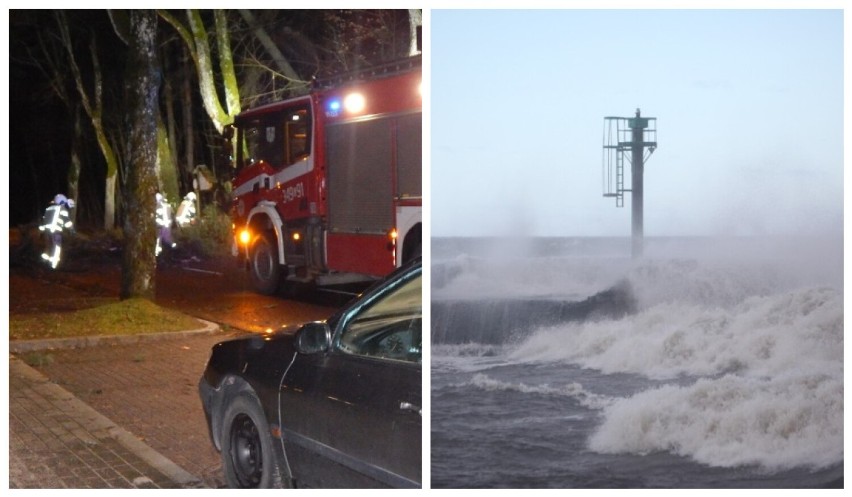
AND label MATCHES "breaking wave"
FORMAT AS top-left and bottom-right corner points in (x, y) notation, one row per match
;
(510, 286), (842, 379)
(588, 372), (843, 470)
(432, 237), (843, 472)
